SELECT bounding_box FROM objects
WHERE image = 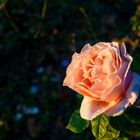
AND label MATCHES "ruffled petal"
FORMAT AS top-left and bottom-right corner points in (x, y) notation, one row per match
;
(104, 73), (140, 116)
